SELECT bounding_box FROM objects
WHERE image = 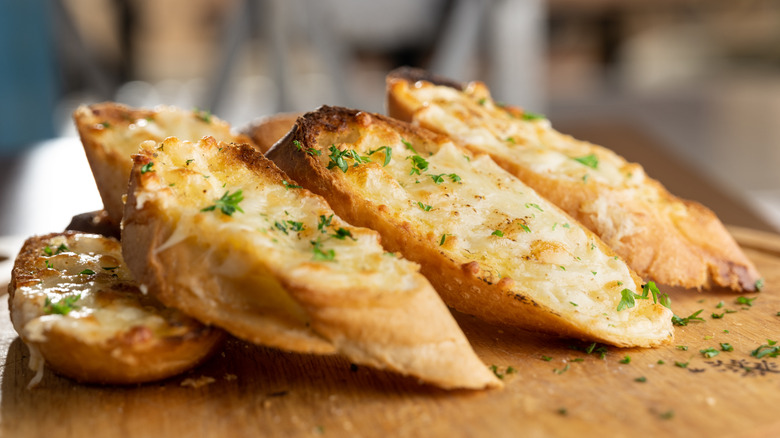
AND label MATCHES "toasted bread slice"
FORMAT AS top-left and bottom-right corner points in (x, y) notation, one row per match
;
(8, 231), (224, 386)
(386, 67), (761, 291)
(242, 112), (301, 154)
(121, 135), (499, 390)
(73, 103), (253, 224)
(266, 106), (673, 348)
